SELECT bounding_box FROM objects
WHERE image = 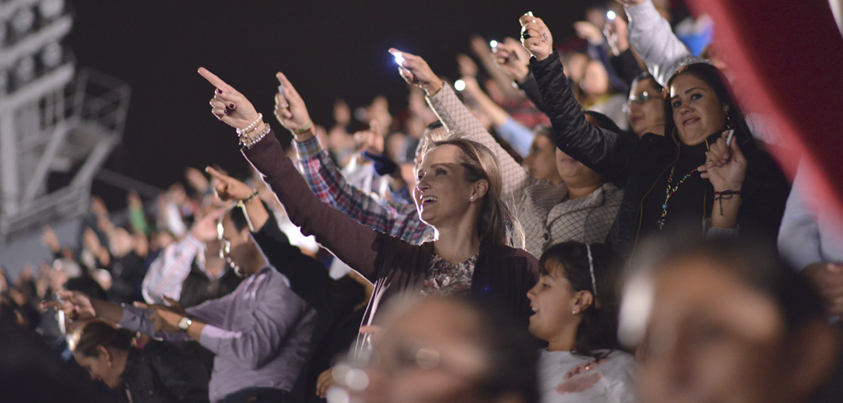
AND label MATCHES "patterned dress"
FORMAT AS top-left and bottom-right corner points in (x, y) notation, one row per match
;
(420, 254), (478, 296)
